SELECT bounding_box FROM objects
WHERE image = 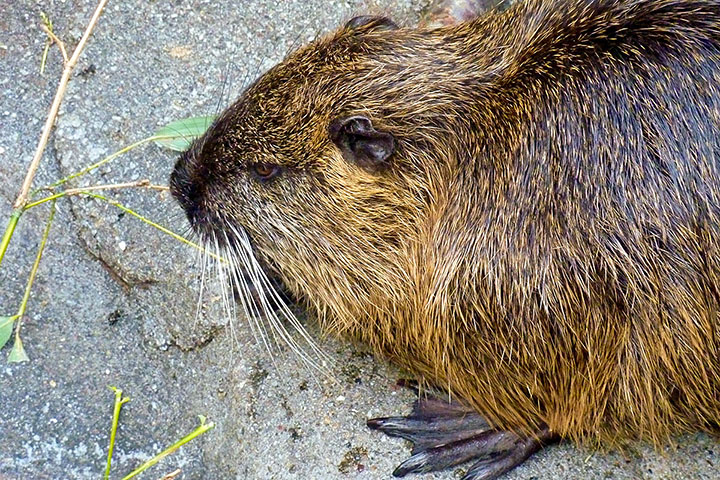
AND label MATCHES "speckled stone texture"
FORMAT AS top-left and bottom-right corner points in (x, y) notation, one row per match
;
(0, 1), (717, 479)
